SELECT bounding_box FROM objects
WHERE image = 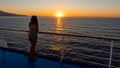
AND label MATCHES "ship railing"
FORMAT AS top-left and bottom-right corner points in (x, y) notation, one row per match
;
(0, 27), (120, 68)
